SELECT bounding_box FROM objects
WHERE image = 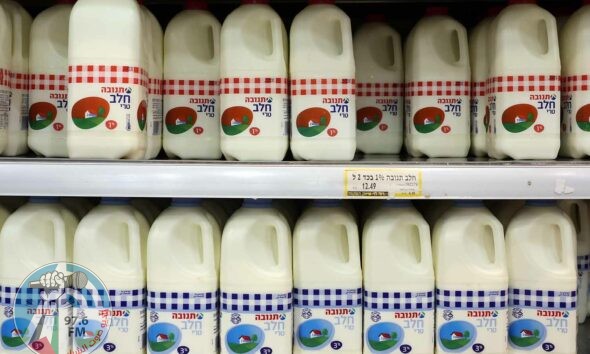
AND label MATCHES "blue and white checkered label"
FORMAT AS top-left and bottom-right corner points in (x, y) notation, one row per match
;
(578, 255), (590, 272)
(509, 289), (576, 310)
(148, 290), (219, 354)
(294, 288), (362, 352)
(436, 289), (508, 353)
(74, 288), (146, 309)
(364, 289), (434, 354)
(221, 292), (292, 313)
(99, 289), (146, 353)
